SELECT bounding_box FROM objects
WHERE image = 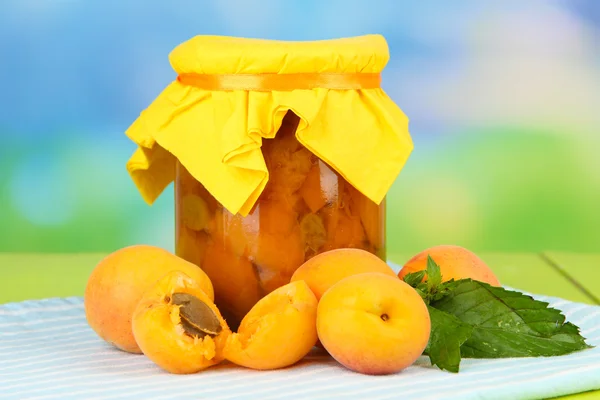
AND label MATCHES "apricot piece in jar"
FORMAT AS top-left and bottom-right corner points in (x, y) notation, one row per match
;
(181, 194), (211, 231)
(132, 271), (231, 374)
(263, 113), (313, 196)
(347, 186), (384, 250)
(223, 280), (318, 370)
(268, 148), (313, 195)
(319, 205), (367, 251)
(176, 227), (209, 268)
(208, 208), (257, 257)
(299, 163), (331, 213)
(257, 199), (298, 235)
(176, 162), (220, 214)
(252, 225), (305, 294)
(300, 213), (327, 253)
(201, 241), (262, 326)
